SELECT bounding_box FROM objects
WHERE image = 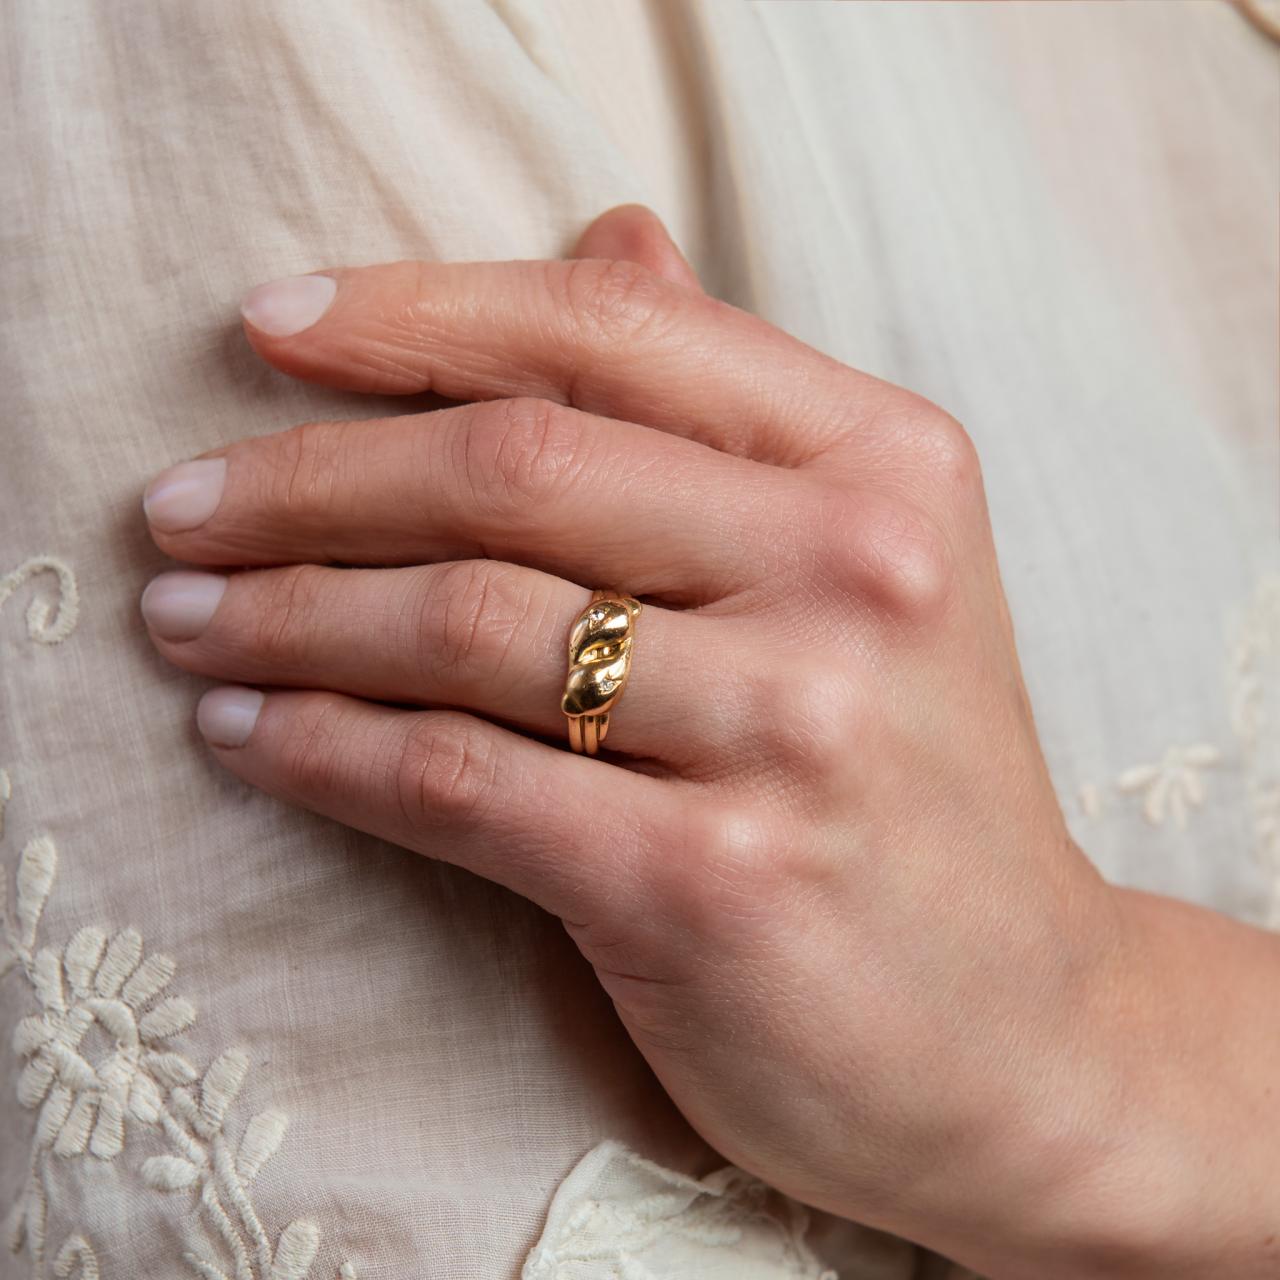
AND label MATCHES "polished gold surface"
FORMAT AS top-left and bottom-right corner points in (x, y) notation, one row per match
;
(562, 587), (641, 755)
